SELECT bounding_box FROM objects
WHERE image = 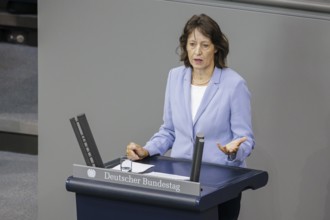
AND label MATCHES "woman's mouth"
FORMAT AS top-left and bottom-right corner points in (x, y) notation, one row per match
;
(194, 58), (203, 64)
